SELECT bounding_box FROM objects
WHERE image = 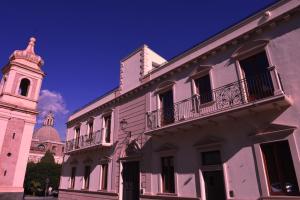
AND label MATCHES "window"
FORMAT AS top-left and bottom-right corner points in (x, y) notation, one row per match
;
(239, 51), (274, 101)
(194, 74), (213, 104)
(18, 78), (30, 96)
(202, 150), (222, 166)
(159, 90), (174, 126)
(261, 140), (299, 195)
(161, 156), (175, 193)
(38, 144), (45, 151)
(104, 115), (111, 143)
(87, 121), (94, 139)
(74, 127), (80, 149)
(83, 165), (91, 190)
(70, 167), (76, 189)
(100, 164), (108, 190)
